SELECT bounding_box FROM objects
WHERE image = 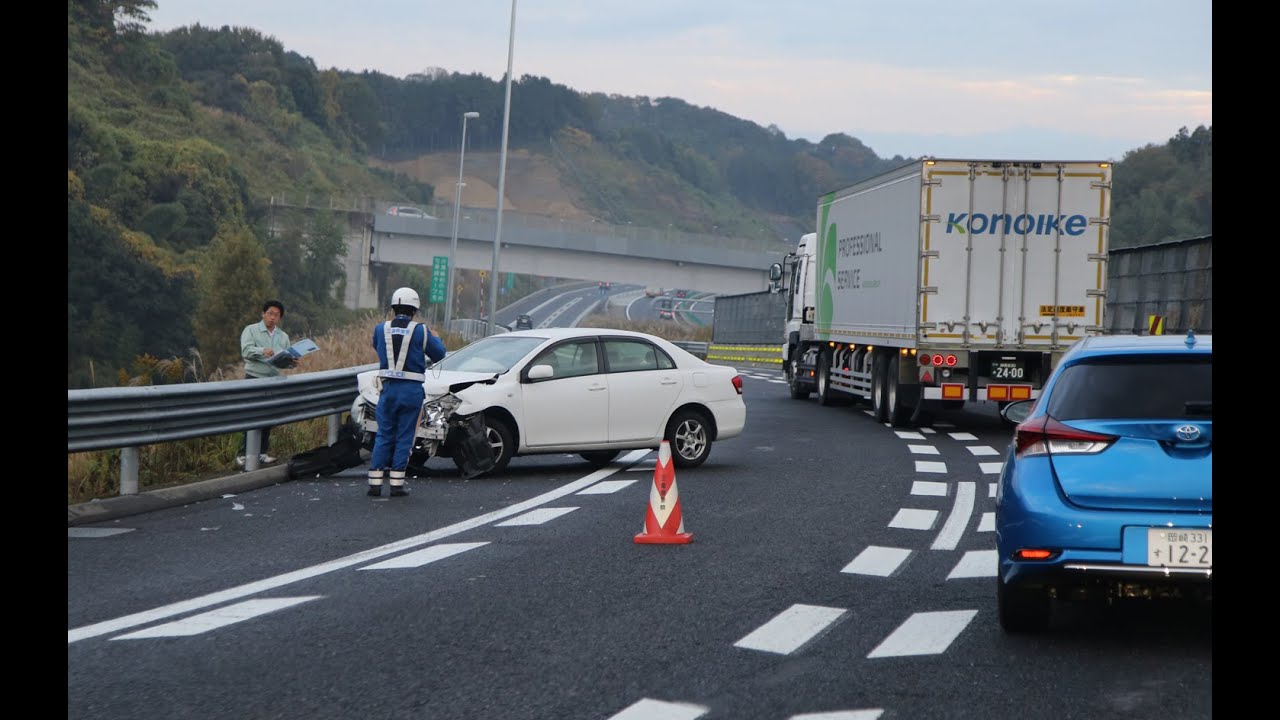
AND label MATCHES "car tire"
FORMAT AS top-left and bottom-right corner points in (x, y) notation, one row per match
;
(579, 450), (621, 467)
(817, 353), (837, 406)
(886, 355), (914, 427)
(665, 408), (712, 468)
(453, 415), (514, 476)
(997, 575), (1051, 633)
